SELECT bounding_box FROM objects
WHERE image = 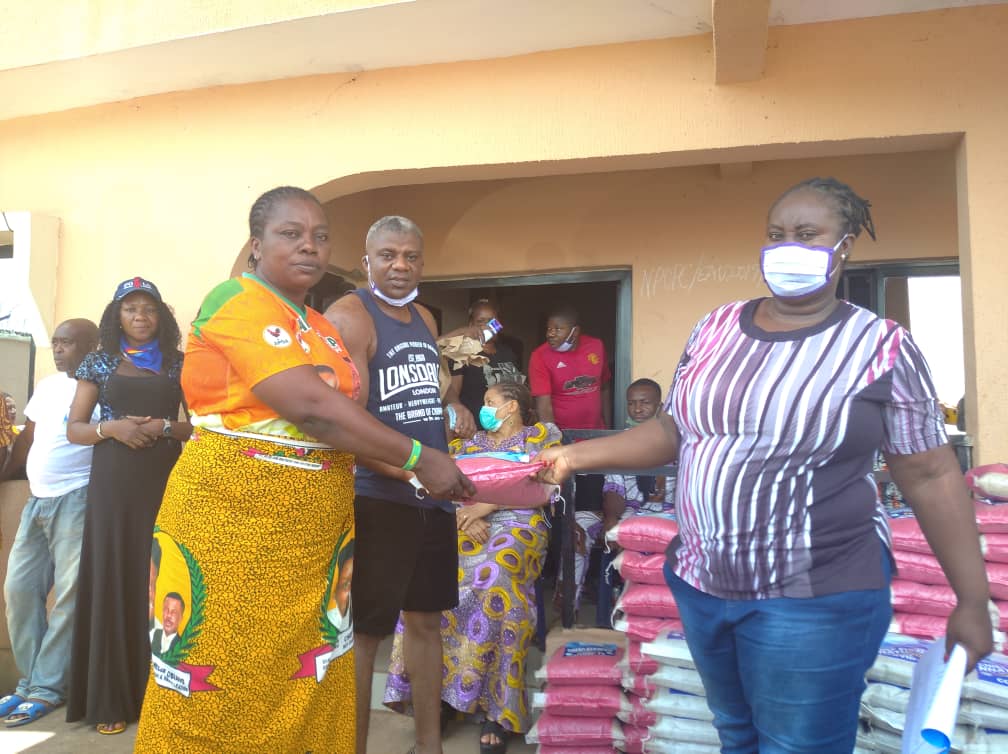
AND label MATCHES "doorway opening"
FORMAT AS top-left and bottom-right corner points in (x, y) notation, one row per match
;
(418, 269), (632, 428)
